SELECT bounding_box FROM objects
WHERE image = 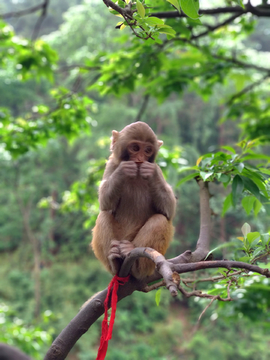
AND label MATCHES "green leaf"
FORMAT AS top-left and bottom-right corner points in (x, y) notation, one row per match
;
(221, 145), (236, 154)
(207, 288), (225, 296)
(238, 256), (250, 263)
(200, 171), (213, 181)
(240, 176), (260, 199)
(241, 195), (255, 215)
(253, 198), (262, 217)
(246, 232), (260, 246)
(242, 168), (268, 197)
(145, 17), (164, 26)
(167, 0), (181, 13)
(155, 288), (162, 306)
(240, 175), (270, 215)
(236, 0), (245, 10)
(252, 247), (264, 259)
(180, 0), (200, 19)
(205, 242), (237, 258)
(232, 175), (244, 206)
(261, 233), (270, 246)
(234, 162), (244, 173)
(178, 166), (198, 173)
(241, 223), (251, 237)
(222, 193), (232, 217)
(219, 174), (230, 183)
(176, 172), (199, 186)
(241, 153), (270, 161)
(136, 0), (145, 18)
(158, 27), (176, 36)
(258, 168), (270, 176)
